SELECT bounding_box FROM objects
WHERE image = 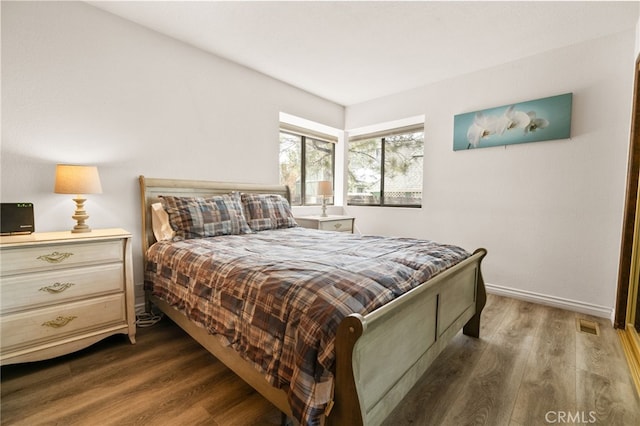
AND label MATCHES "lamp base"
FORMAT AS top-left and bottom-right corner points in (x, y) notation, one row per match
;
(321, 197), (328, 217)
(71, 197), (92, 233)
(71, 225), (92, 233)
